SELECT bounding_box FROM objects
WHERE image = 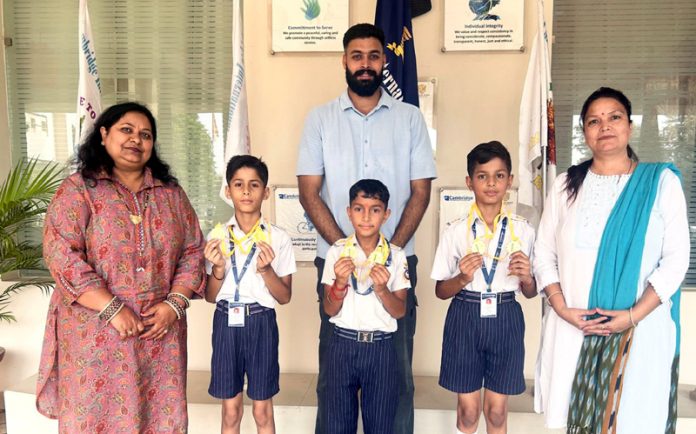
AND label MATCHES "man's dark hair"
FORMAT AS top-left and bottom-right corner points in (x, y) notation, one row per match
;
(226, 155), (269, 186)
(349, 179), (390, 208)
(466, 141), (512, 177)
(343, 23), (385, 49)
